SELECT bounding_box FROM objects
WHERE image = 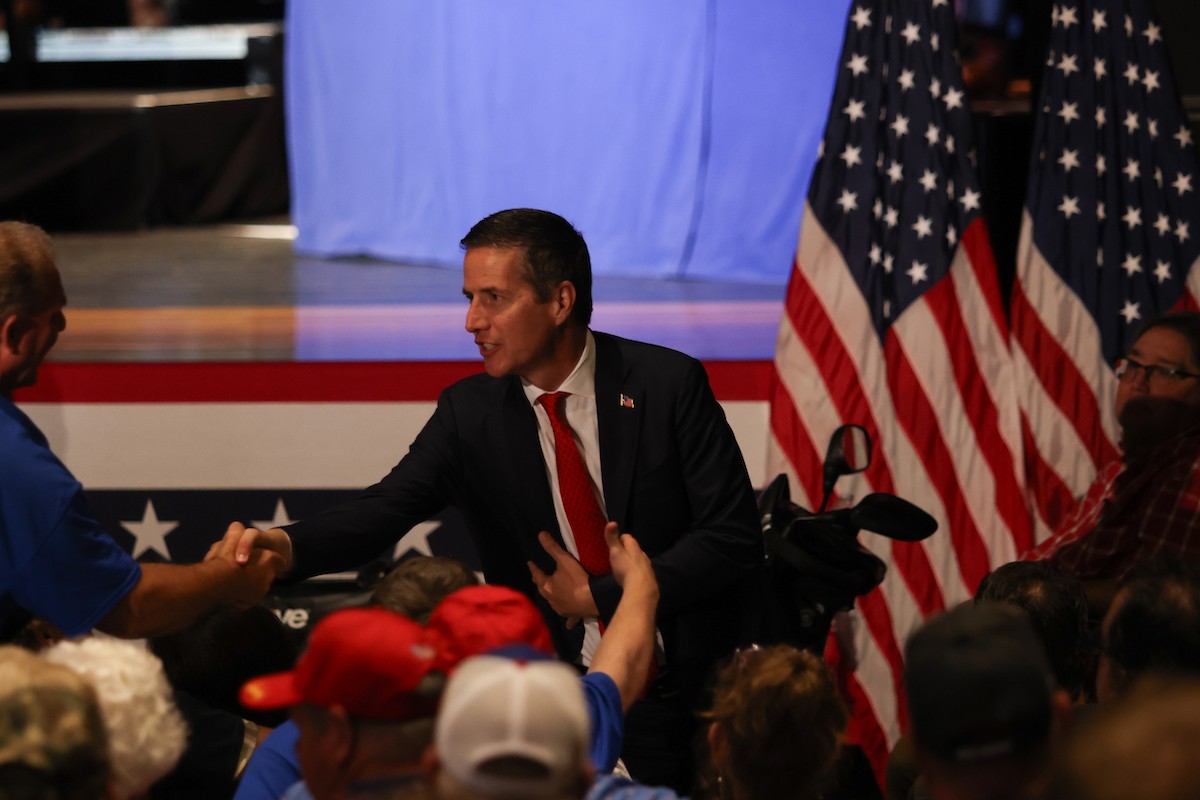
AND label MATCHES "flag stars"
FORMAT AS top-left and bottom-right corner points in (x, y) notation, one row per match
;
(891, 113), (910, 137)
(844, 98), (867, 122)
(1142, 70), (1160, 92)
(898, 69), (916, 91)
(925, 123), (940, 146)
(1057, 53), (1079, 76)
(886, 160), (904, 183)
(873, 198), (883, 219)
(931, 32), (940, 51)
(1143, 22), (1163, 45)
(1121, 300), (1141, 325)
(1155, 167), (1164, 188)
(884, 206), (899, 228)
(869, 243), (882, 265)
(850, 5), (872, 30)
(946, 224), (957, 247)
(1097, 201), (1107, 221)
(1155, 261), (1172, 284)
(1093, 9), (1107, 31)
(1123, 63), (1140, 85)
(930, 77), (942, 99)
(945, 135), (956, 153)
(1058, 101), (1080, 124)
(1097, 154), (1107, 174)
(1058, 149), (1080, 172)
(1123, 159), (1140, 181)
(1177, 221), (1191, 243)
(841, 144), (863, 167)
(1154, 213), (1172, 236)
(1122, 206), (1142, 230)
(960, 187), (981, 212)
(1058, 5), (1079, 27)
(1148, 118), (1159, 139)
(1058, 195), (1081, 219)
(919, 169), (939, 192)
(1123, 111), (1140, 134)
(943, 86), (964, 110)
(1094, 57), (1108, 79)
(1096, 106), (1107, 127)
(912, 215), (934, 239)
(847, 53), (870, 76)
(1174, 172), (1194, 196)
(836, 189), (859, 213)
(1121, 253), (1143, 276)
(907, 260), (930, 284)
(901, 21), (921, 45)
(1124, 15), (1133, 36)
(1176, 126), (1195, 148)
(883, 253), (895, 273)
